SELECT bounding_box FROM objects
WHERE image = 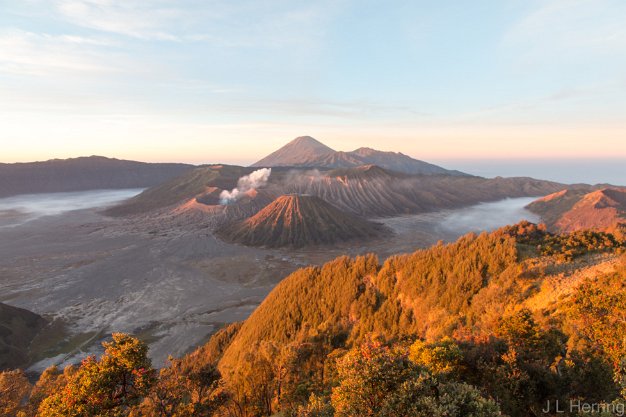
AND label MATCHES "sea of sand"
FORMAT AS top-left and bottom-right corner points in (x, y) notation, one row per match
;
(0, 190), (539, 371)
